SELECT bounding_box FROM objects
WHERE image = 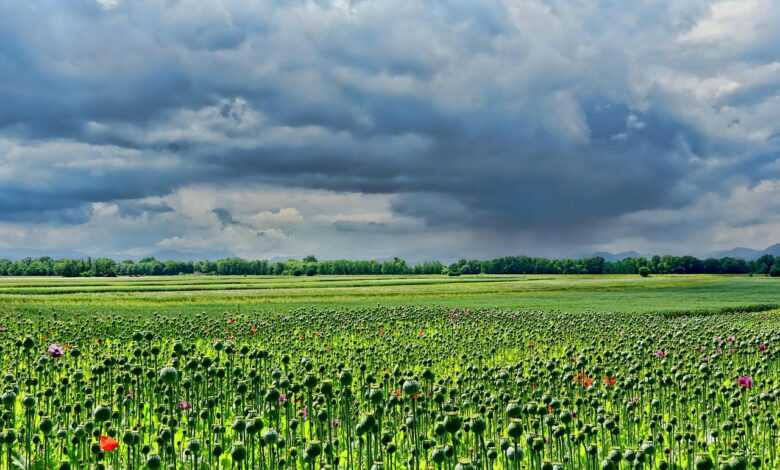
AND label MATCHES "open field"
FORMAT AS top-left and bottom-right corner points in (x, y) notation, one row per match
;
(1, 274), (779, 469)
(0, 273), (778, 316)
